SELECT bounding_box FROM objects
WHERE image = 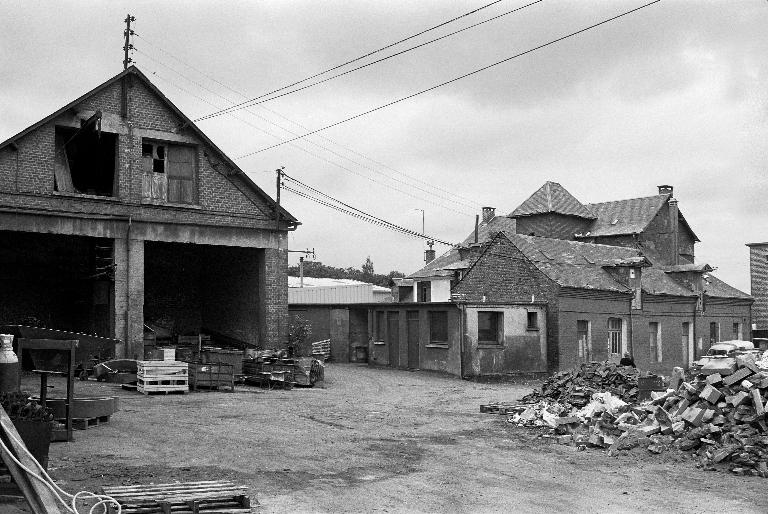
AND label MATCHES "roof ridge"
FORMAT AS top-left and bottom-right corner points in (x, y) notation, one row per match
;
(586, 193), (669, 207)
